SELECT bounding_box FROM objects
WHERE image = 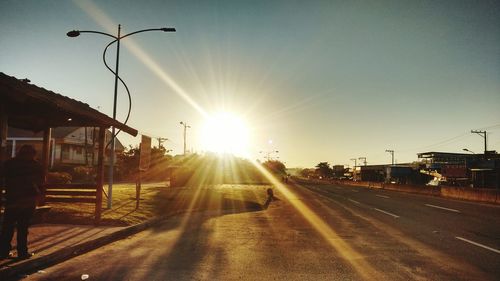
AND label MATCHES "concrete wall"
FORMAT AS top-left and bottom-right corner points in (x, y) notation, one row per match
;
(441, 187), (499, 204)
(382, 183), (441, 196)
(338, 180), (498, 204)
